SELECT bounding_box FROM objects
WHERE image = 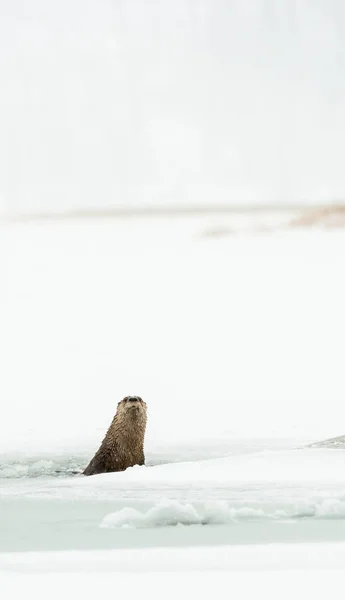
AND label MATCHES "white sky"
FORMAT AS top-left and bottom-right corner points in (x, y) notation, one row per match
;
(1, 0), (345, 213)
